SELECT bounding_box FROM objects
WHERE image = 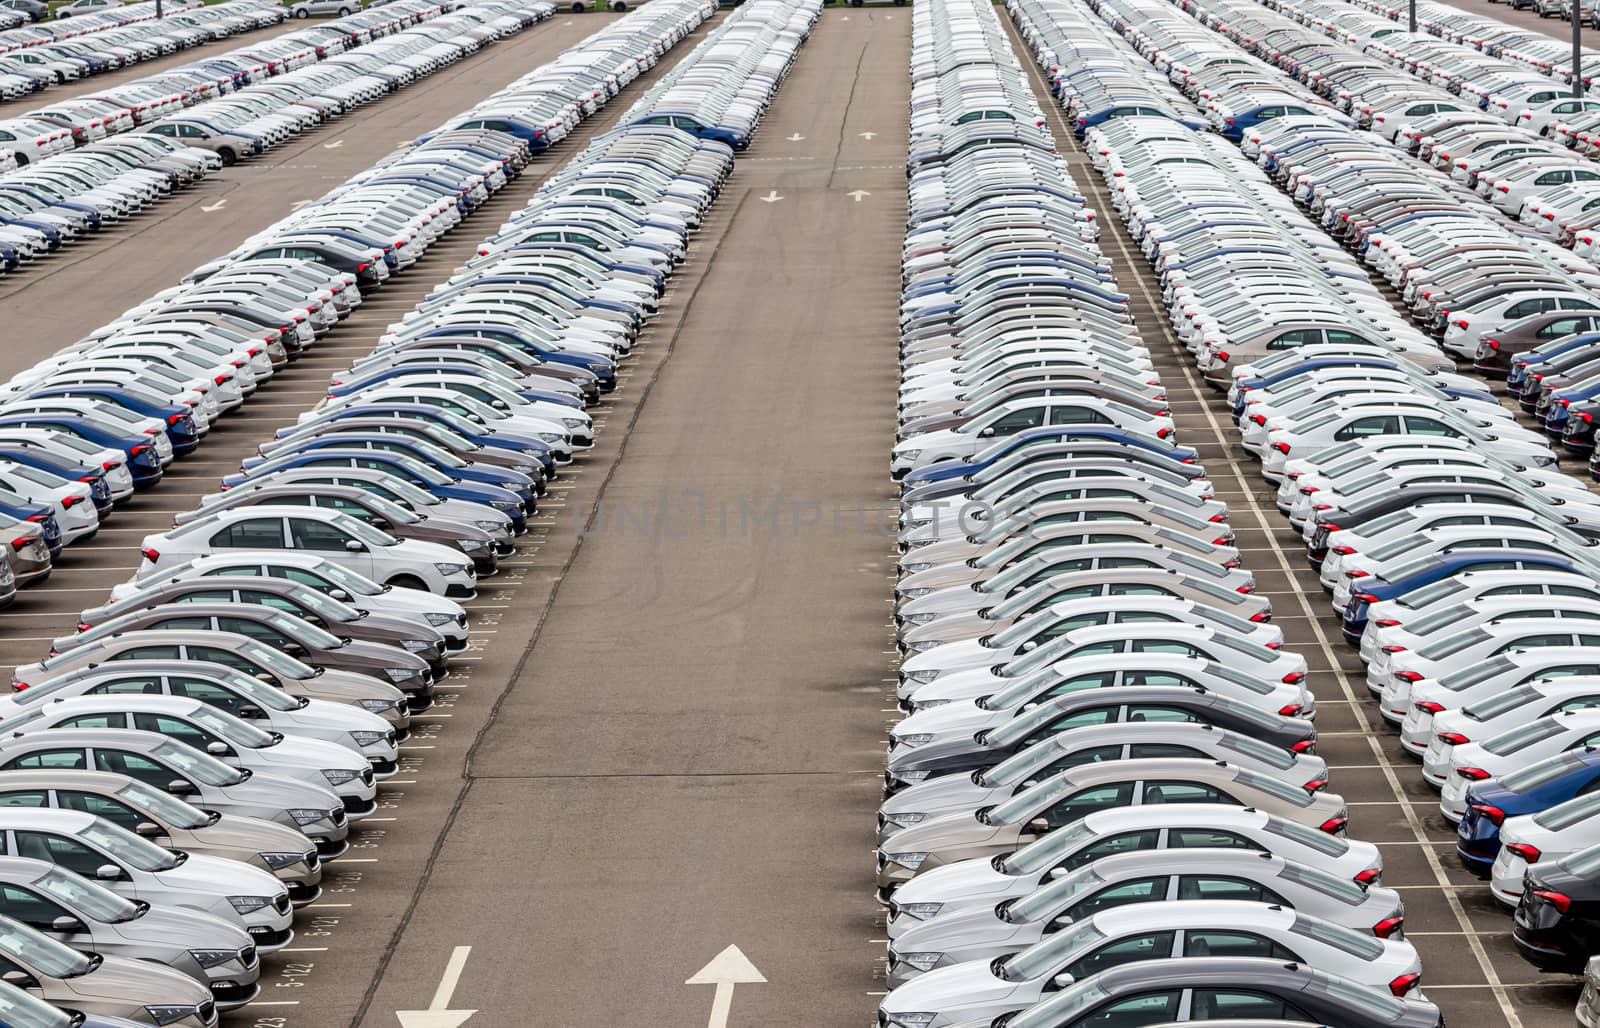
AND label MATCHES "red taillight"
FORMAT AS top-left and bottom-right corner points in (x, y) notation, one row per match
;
(1413, 701), (1445, 715)
(356, 262), (371, 272)
(129, 445), (149, 458)
(101, 461), (121, 472)
(1209, 513), (1228, 523)
(1305, 778), (1328, 792)
(1394, 671), (1424, 683)
(1319, 816), (1348, 835)
(1271, 442), (1291, 454)
(1373, 619), (1401, 628)
(9, 537), (30, 552)
(1250, 611), (1272, 623)
(1381, 645), (1406, 653)
(60, 495), (82, 509)
(1373, 916), (1404, 939)
(1488, 339), (1502, 351)
(1331, 545), (1356, 555)
(1250, 414), (1267, 426)
(1237, 584), (1255, 594)
(1461, 769), (1494, 784)
(1389, 973), (1422, 997)
(1282, 672), (1305, 685)
(1291, 739), (1317, 754)
(167, 413), (186, 426)
(76, 622), (90, 633)
(1354, 867), (1381, 885)
(1505, 843), (1543, 863)
(1354, 593), (1379, 604)
(140, 547), (159, 563)
(1535, 890), (1572, 913)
